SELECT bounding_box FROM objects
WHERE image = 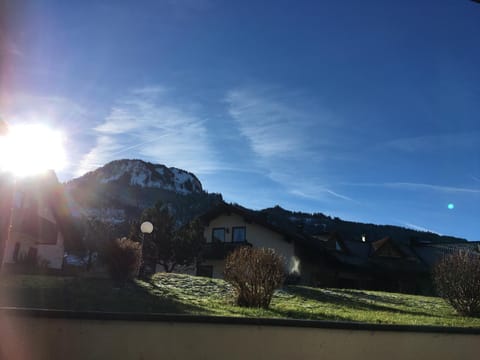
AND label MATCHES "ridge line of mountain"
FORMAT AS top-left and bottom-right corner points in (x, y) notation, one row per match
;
(62, 159), (470, 243)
